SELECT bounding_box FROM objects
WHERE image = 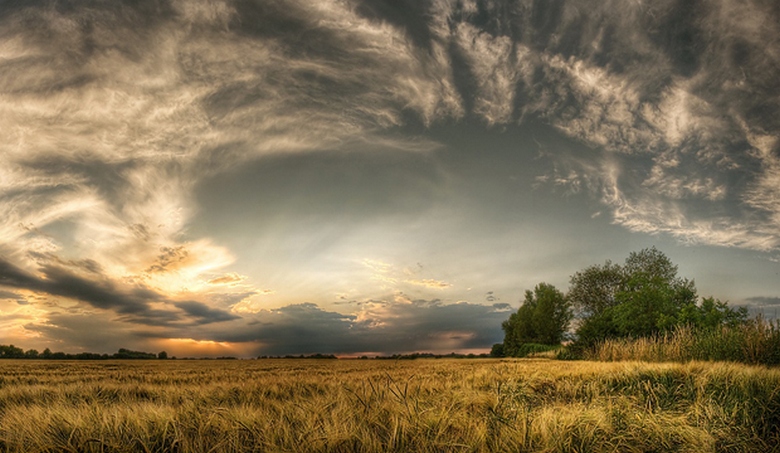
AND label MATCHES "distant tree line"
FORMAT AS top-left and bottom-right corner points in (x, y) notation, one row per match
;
(258, 353), (338, 359)
(0, 346), (169, 360)
(494, 247), (750, 358)
(371, 352), (491, 360)
(256, 353), (493, 360)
